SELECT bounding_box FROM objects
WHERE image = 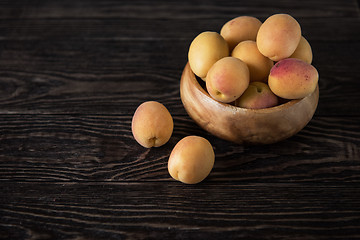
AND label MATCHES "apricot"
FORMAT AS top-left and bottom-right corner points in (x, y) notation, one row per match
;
(256, 13), (301, 61)
(235, 82), (278, 109)
(188, 31), (229, 79)
(220, 16), (262, 51)
(168, 136), (215, 184)
(131, 101), (173, 148)
(232, 40), (274, 82)
(268, 58), (319, 99)
(206, 57), (249, 103)
(289, 36), (313, 64)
